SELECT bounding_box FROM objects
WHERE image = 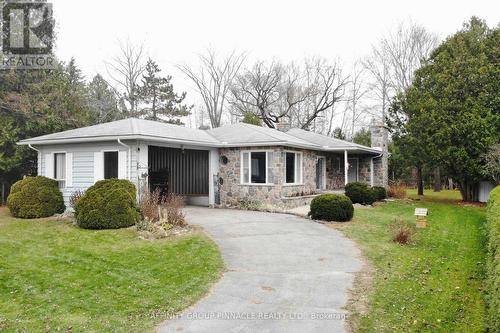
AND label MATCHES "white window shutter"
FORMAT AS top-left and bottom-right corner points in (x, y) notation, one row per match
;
(118, 151), (127, 179)
(94, 151), (103, 182)
(45, 153), (54, 179)
(65, 153), (73, 187)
